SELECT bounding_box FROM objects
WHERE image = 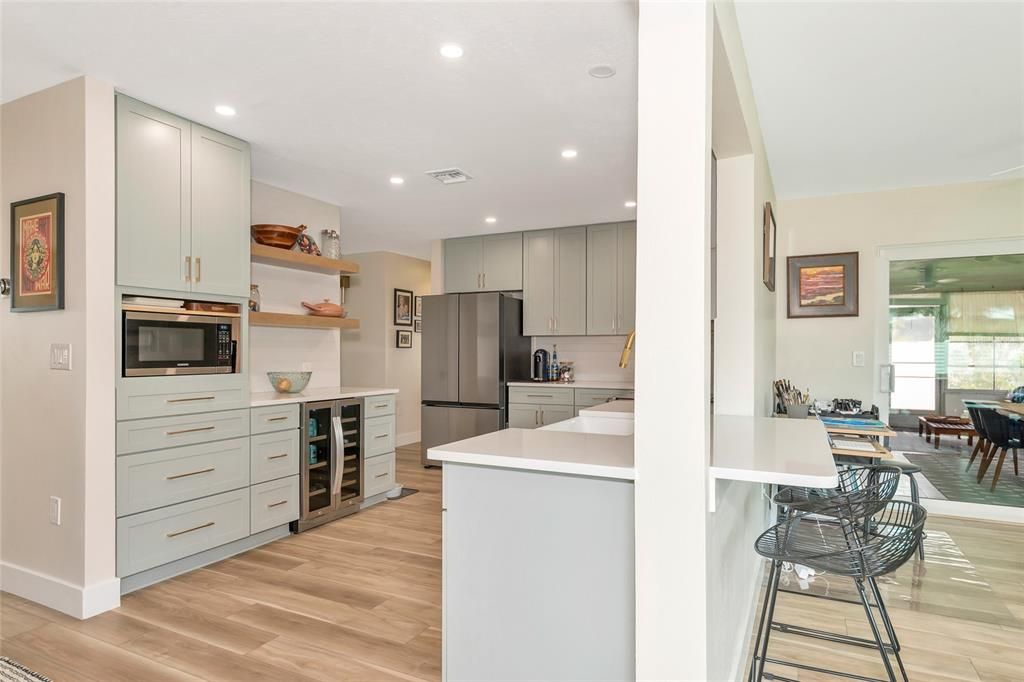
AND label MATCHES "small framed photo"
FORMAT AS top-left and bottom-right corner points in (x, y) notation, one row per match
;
(394, 288), (413, 326)
(762, 202), (777, 292)
(396, 329), (413, 348)
(414, 295), (423, 318)
(787, 251), (859, 318)
(10, 192), (65, 312)
(414, 319), (422, 333)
